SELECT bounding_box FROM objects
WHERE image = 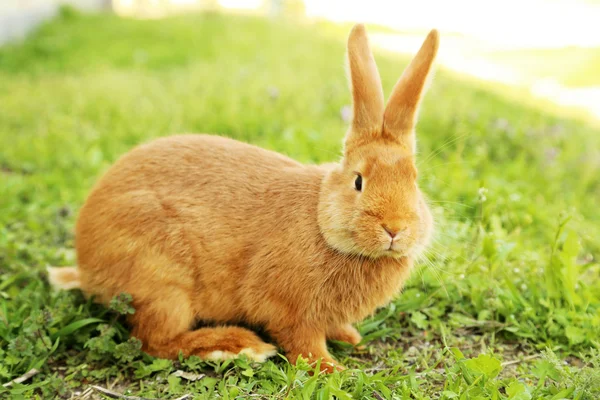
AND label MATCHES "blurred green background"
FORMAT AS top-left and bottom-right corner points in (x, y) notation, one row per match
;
(0, 1), (599, 399)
